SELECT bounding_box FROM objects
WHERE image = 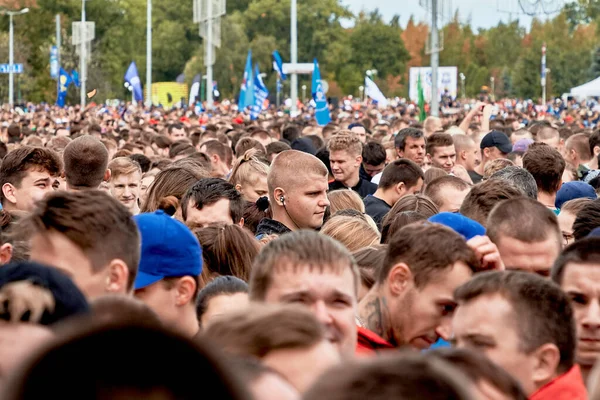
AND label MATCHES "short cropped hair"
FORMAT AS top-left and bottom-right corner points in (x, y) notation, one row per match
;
(523, 143), (565, 194)
(327, 134), (363, 157)
(395, 128), (424, 151)
(454, 270), (576, 374)
(362, 142), (386, 166)
(0, 146), (62, 205)
(266, 150), (328, 203)
(459, 179), (523, 226)
(202, 139), (233, 167)
(181, 178), (244, 223)
(23, 190), (140, 290)
(304, 352), (475, 400)
(552, 238), (600, 285)
(266, 141), (291, 160)
(426, 133), (454, 155)
(573, 199), (600, 240)
(196, 275), (248, 326)
(249, 230), (359, 301)
(107, 157), (142, 180)
(424, 176), (470, 209)
(378, 159), (424, 190)
(567, 133), (592, 161)
(379, 223), (481, 286)
(63, 136), (109, 189)
(490, 166), (538, 199)
(381, 194), (439, 230)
